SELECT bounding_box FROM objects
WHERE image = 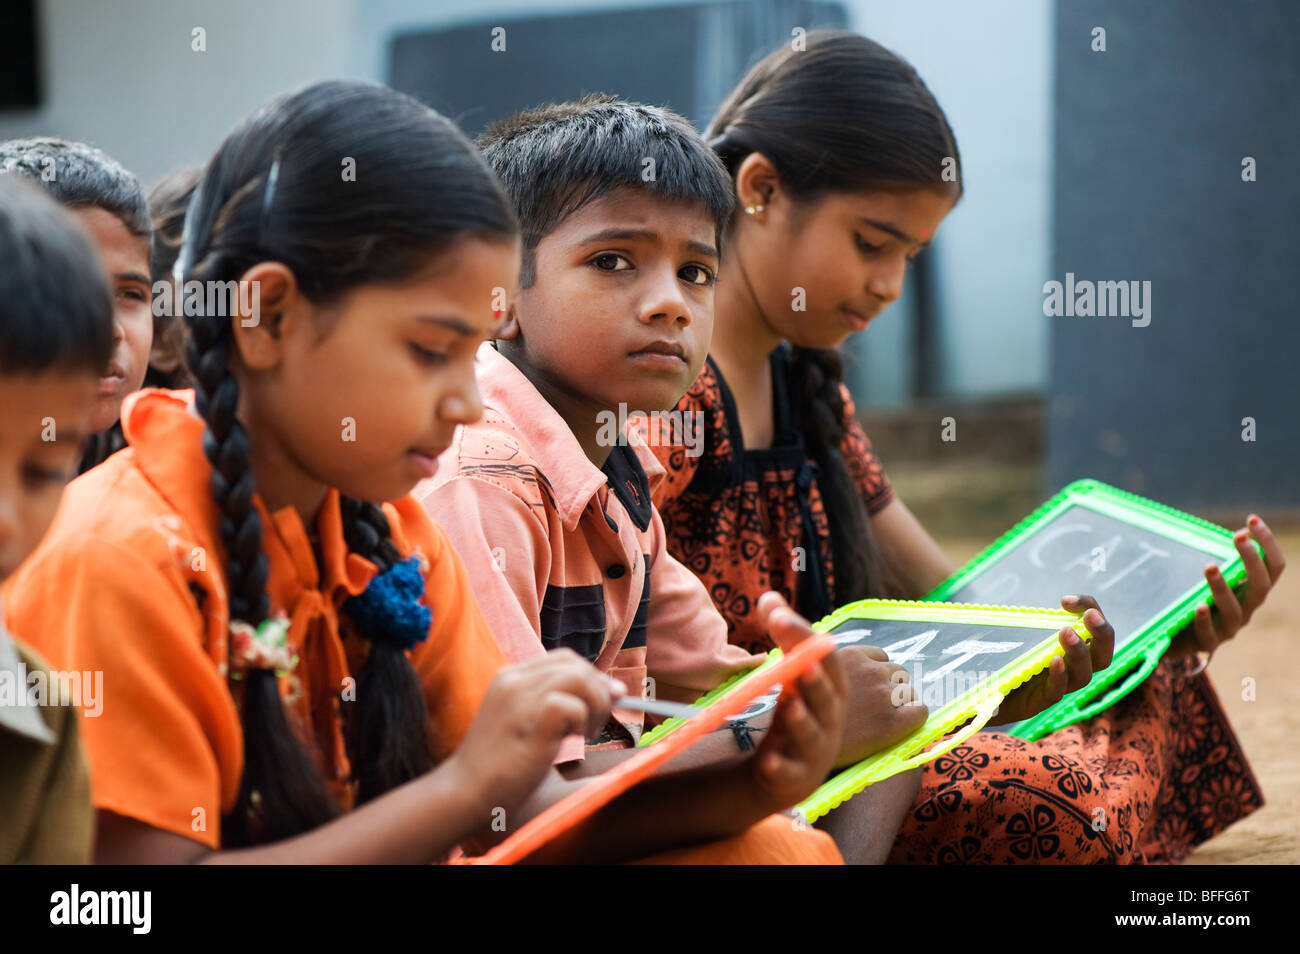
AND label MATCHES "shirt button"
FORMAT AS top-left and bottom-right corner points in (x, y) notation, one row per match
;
(605, 515), (618, 532)
(606, 564), (626, 579)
